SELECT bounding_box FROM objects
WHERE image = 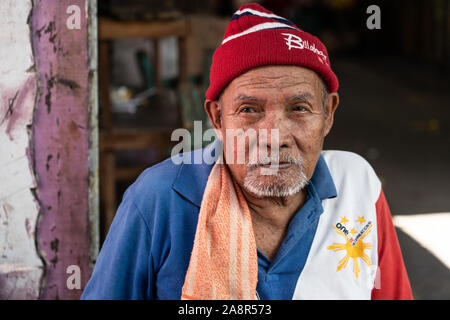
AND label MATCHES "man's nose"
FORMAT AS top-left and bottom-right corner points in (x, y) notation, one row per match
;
(259, 110), (294, 150)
